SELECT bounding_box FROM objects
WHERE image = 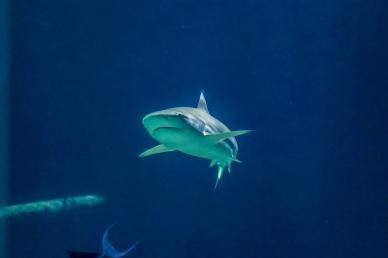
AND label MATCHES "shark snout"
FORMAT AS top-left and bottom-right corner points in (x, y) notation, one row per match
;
(142, 112), (182, 135)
